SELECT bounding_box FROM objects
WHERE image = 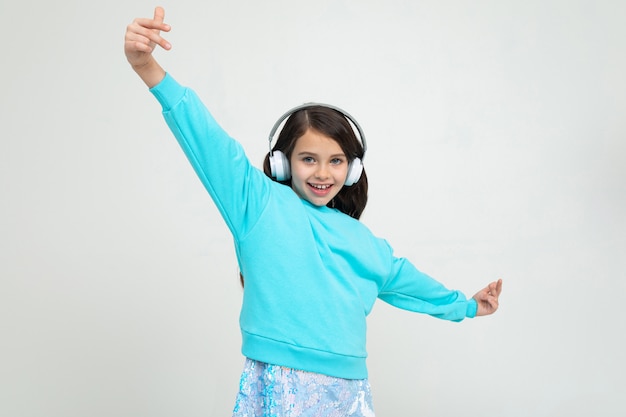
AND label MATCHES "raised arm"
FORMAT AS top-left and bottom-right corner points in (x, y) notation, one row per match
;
(124, 6), (171, 87)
